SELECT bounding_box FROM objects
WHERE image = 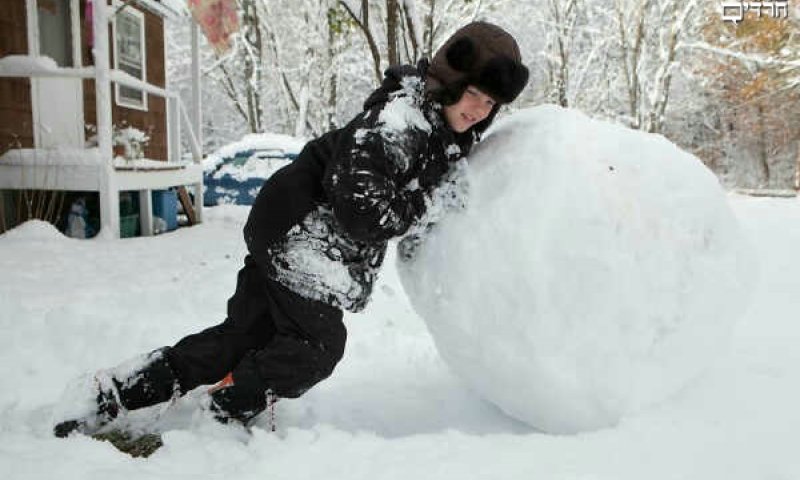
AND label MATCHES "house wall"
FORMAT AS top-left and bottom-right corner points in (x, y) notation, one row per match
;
(81, 0), (167, 161)
(0, 0), (167, 160)
(0, 0), (34, 156)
